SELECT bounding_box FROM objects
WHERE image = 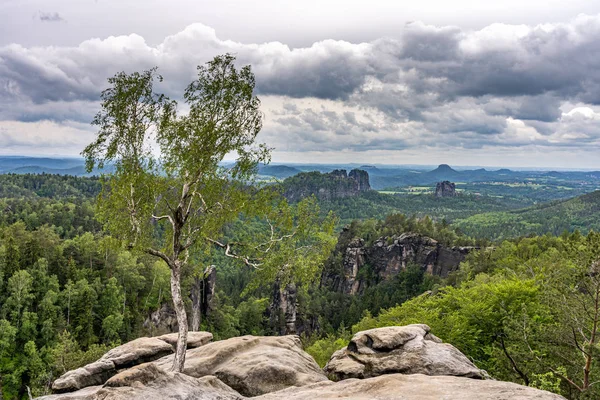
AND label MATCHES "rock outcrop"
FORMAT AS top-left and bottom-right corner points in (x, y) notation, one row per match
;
(283, 169), (371, 201)
(51, 332), (212, 393)
(40, 364), (243, 400)
(143, 303), (179, 335)
(349, 169), (371, 191)
(435, 181), (457, 197)
(40, 326), (563, 400)
(324, 324), (483, 380)
(324, 231), (475, 295)
(153, 335), (327, 397)
(256, 373), (564, 400)
(268, 281), (298, 335)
